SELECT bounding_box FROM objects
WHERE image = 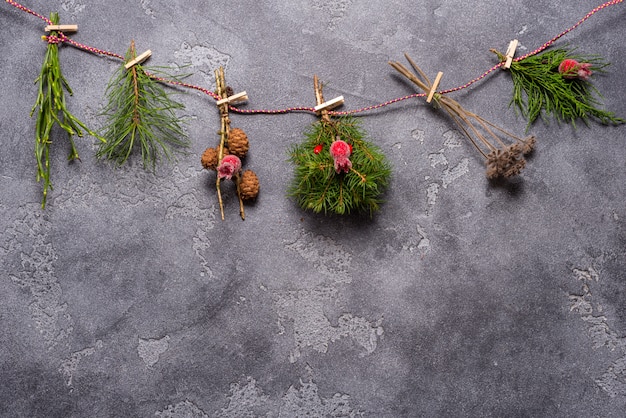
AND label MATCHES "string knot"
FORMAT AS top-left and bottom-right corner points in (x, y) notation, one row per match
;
(42, 34), (65, 44)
